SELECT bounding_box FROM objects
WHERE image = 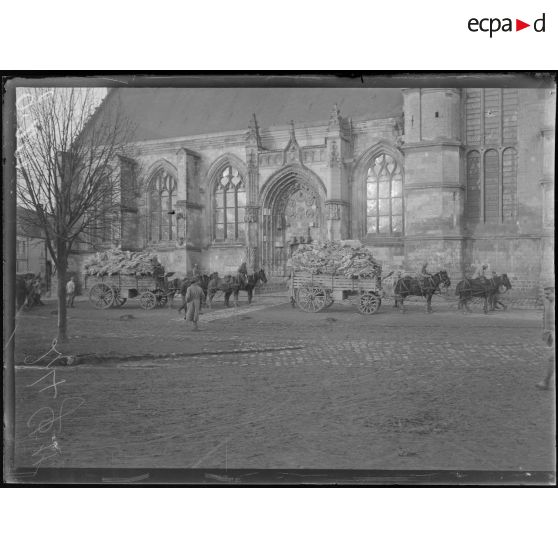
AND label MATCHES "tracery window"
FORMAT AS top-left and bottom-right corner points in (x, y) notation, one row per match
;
(214, 166), (246, 241)
(148, 169), (177, 242)
(464, 88), (518, 224)
(366, 154), (403, 235)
